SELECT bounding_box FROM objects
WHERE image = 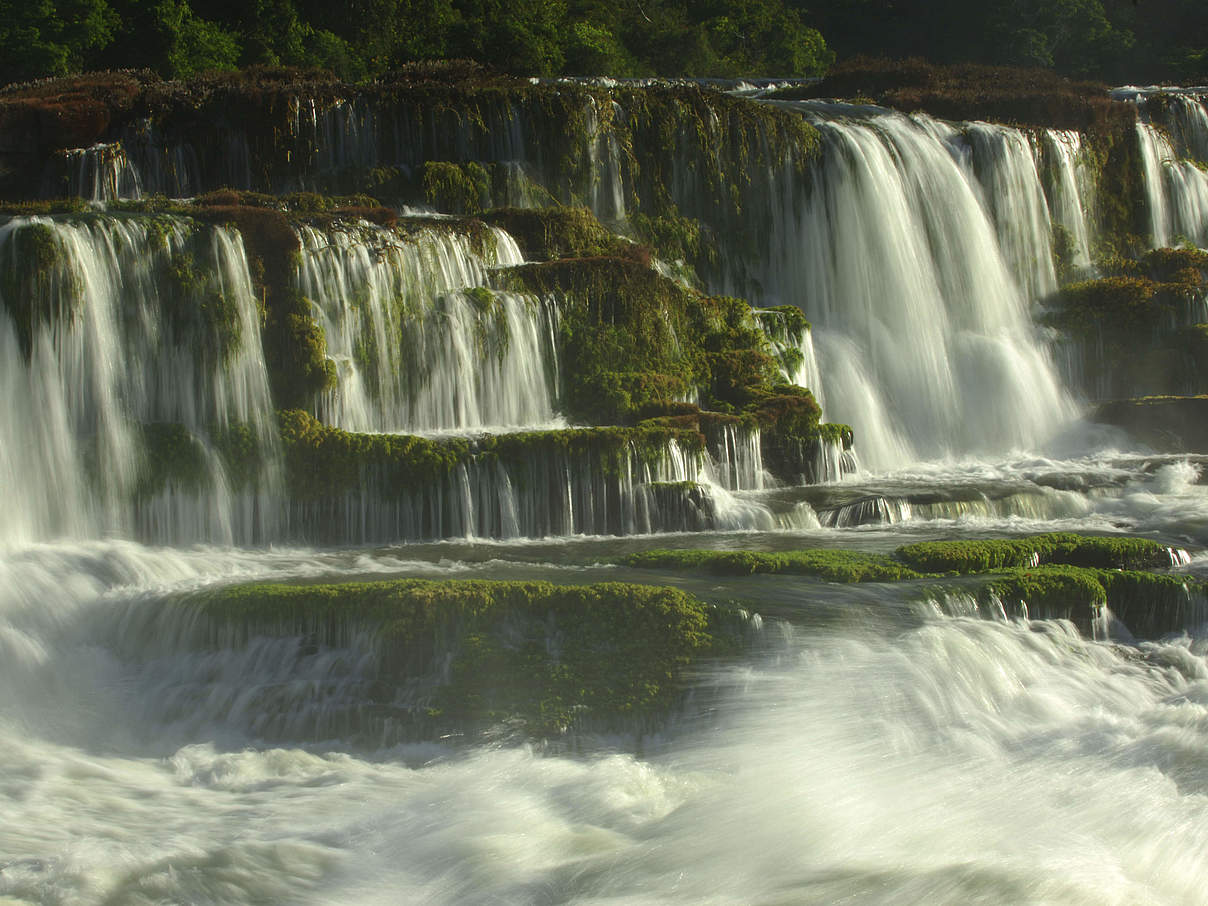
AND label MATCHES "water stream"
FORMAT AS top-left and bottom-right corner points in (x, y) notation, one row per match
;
(3, 88), (1208, 905)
